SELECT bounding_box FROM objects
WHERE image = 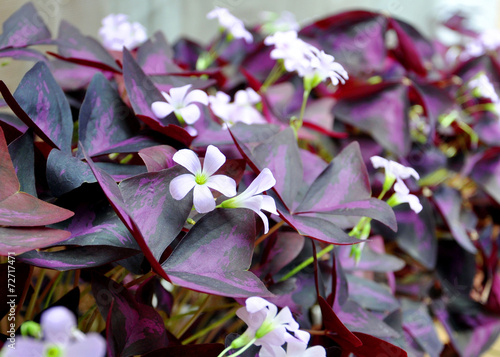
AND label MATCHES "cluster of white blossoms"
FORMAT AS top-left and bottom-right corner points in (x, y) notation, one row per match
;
(169, 145), (277, 233)
(260, 11), (300, 35)
(462, 29), (500, 59)
(209, 88), (267, 128)
(468, 72), (500, 114)
(1, 306), (106, 357)
(98, 14), (147, 51)
(370, 156), (423, 214)
(207, 7), (253, 44)
(264, 30), (349, 87)
(220, 297), (325, 357)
